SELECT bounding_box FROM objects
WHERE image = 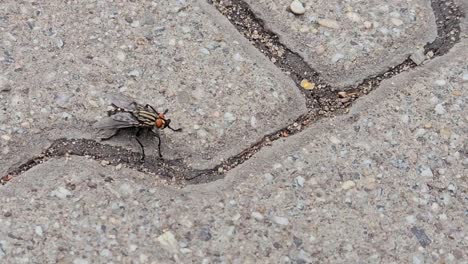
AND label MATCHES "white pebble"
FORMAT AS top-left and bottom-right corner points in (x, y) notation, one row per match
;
(264, 173), (274, 183)
(128, 69), (141, 78)
(435, 79), (446, 86)
(346, 12), (361, 22)
(434, 104), (446, 115)
(73, 259), (89, 264)
(290, 0), (306, 15)
(329, 136), (341, 144)
(116, 51), (126, 62)
(331, 53), (344, 63)
(390, 18), (403, 26)
(420, 166), (433, 178)
(50, 187), (72, 199)
(405, 215), (416, 224)
(224, 112), (236, 123)
(462, 72), (468, 81)
(157, 231), (179, 253)
(341, 180), (355, 190)
(251, 212), (264, 221)
(272, 216), (289, 225)
(295, 176), (305, 187)
(35, 226), (43, 236)
(318, 19), (340, 29)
